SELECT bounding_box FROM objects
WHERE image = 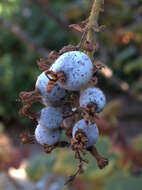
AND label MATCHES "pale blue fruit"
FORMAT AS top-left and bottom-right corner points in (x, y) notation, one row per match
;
(80, 87), (106, 113)
(50, 51), (93, 91)
(38, 107), (63, 130)
(36, 72), (66, 106)
(35, 124), (61, 146)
